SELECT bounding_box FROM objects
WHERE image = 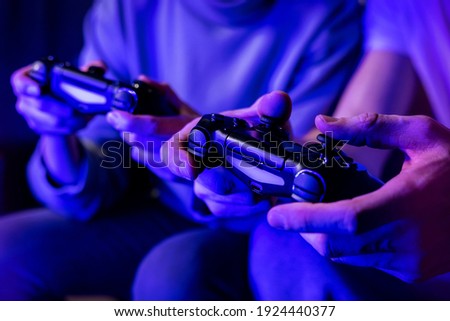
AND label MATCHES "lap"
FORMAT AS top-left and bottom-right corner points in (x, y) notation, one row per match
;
(133, 228), (252, 300)
(250, 220), (450, 300)
(0, 202), (196, 300)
